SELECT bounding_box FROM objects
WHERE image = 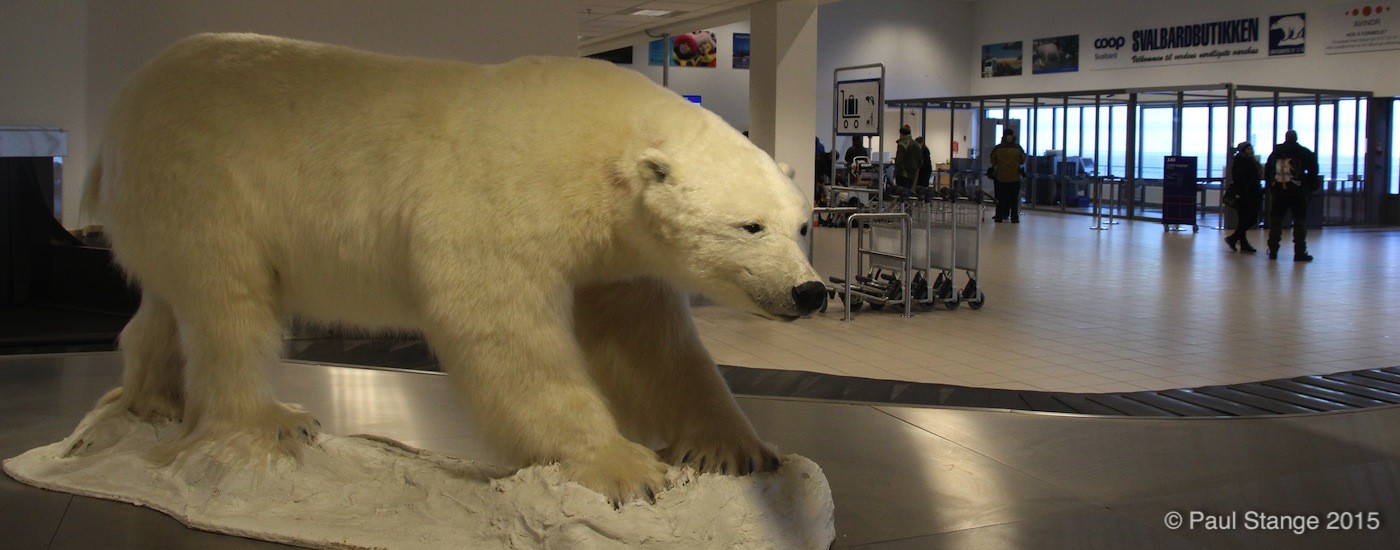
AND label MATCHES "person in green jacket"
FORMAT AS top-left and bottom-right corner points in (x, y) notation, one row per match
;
(989, 131), (1027, 222)
(894, 125), (922, 192)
